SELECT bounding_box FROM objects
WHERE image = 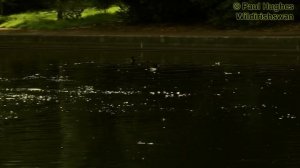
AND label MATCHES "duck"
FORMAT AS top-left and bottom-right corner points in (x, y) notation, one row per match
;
(130, 57), (160, 73)
(148, 64), (160, 73)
